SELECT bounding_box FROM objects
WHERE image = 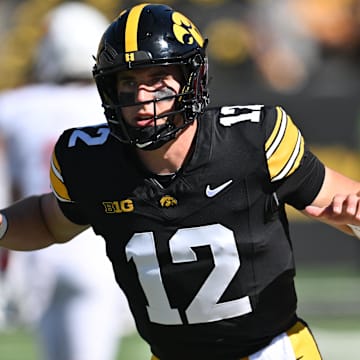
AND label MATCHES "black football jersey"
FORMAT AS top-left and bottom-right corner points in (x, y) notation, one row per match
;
(50, 105), (325, 359)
